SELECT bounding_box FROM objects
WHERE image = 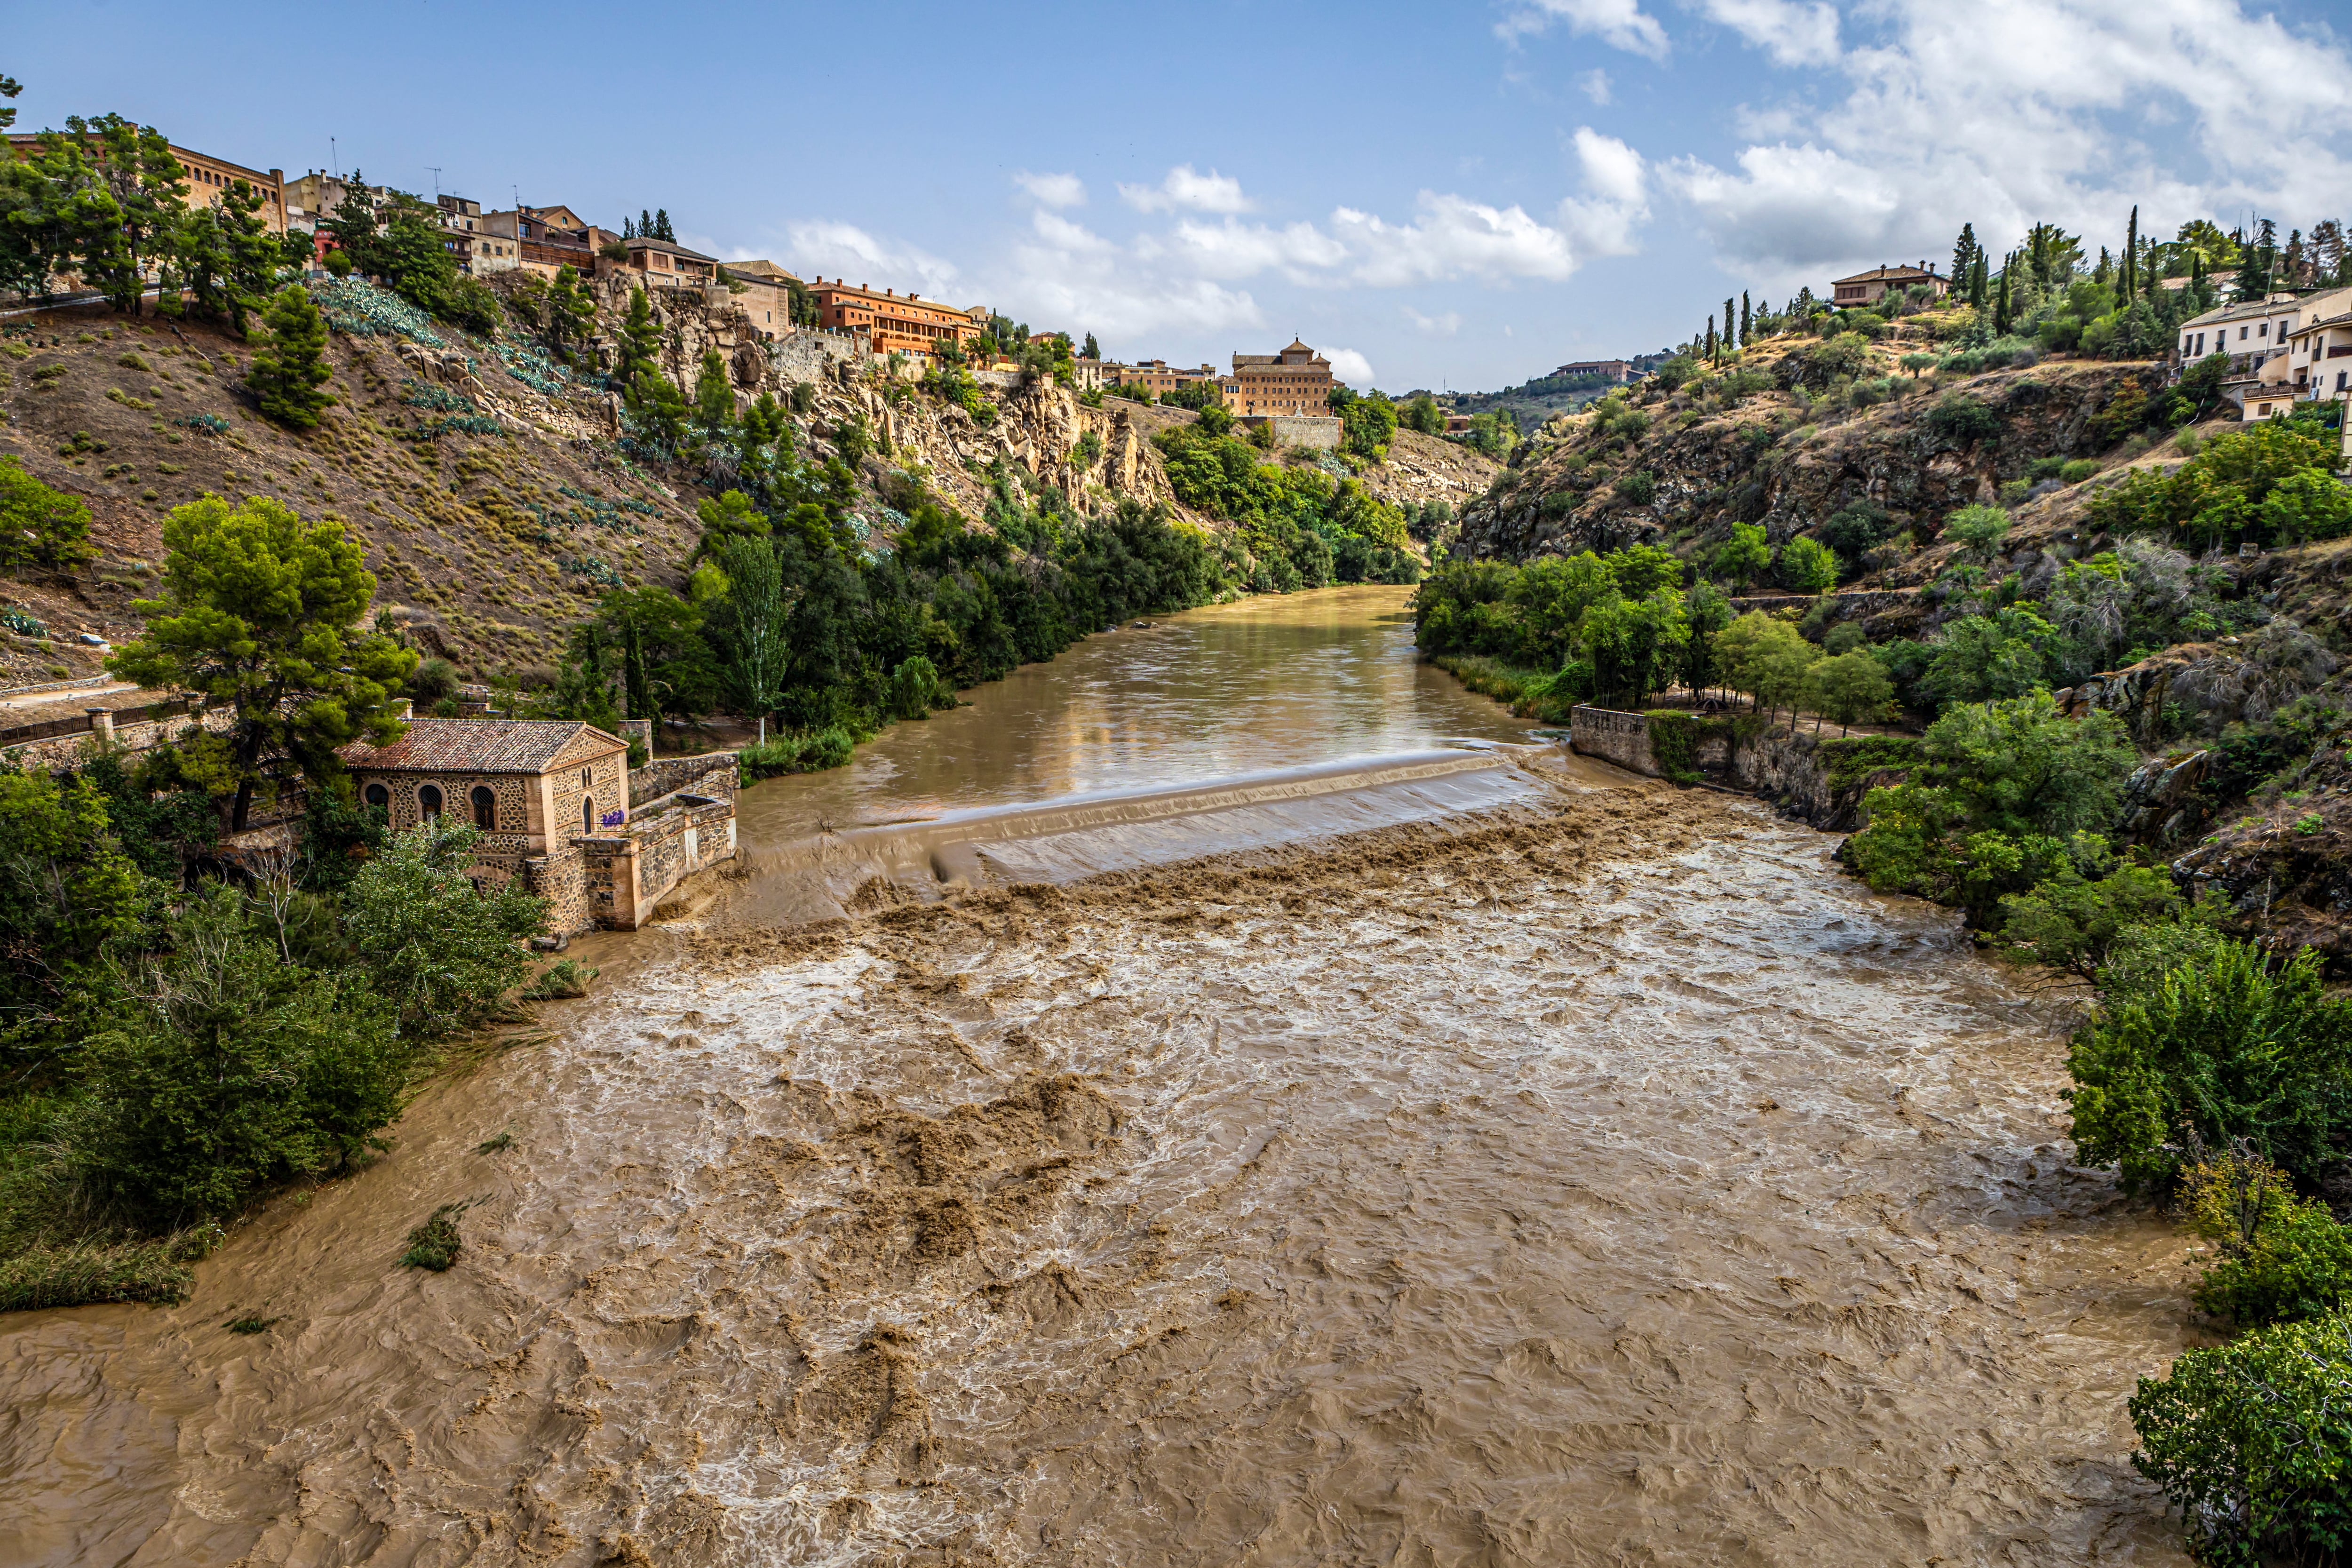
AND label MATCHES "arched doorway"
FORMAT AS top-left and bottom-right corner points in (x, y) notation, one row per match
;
(419, 784), (443, 819)
(471, 786), (497, 830)
(582, 794), (595, 835)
